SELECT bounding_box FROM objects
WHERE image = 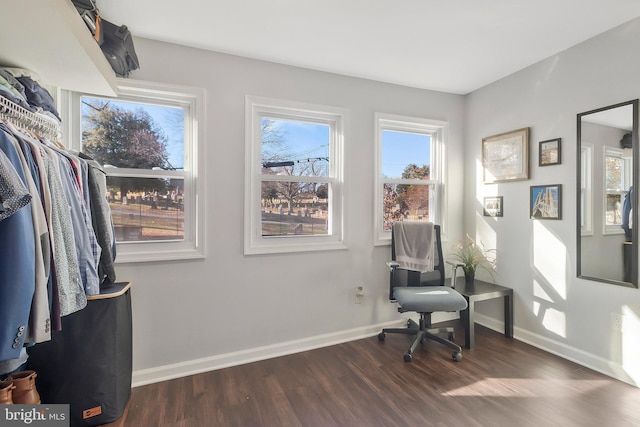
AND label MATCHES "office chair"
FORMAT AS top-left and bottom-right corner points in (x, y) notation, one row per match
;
(378, 222), (468, 362)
